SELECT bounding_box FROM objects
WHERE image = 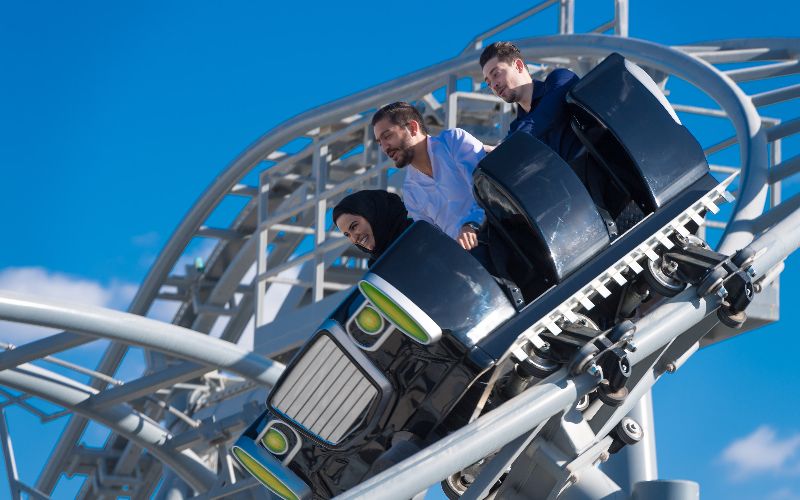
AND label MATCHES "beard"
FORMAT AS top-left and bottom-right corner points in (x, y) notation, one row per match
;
(498, 86), (520, 104)
(387, 142), (415, 168)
